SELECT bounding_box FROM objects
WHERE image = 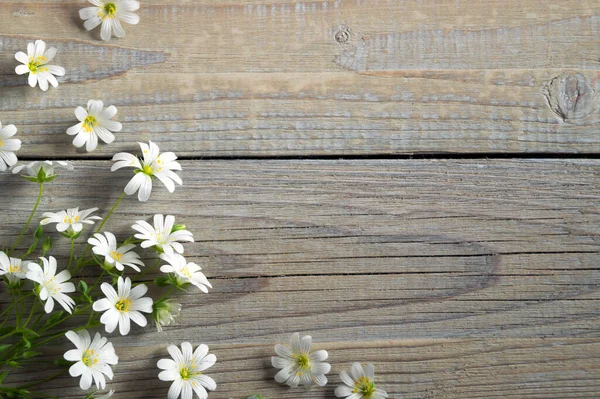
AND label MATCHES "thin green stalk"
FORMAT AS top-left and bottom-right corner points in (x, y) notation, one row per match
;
(67, 238), (75, 271)
(21, 369), (67, 389)
(10, 182), (43, 255)
(22, 299), (39, 329)
(139, 257), (162, 277)
(73, 192), (126, 274)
